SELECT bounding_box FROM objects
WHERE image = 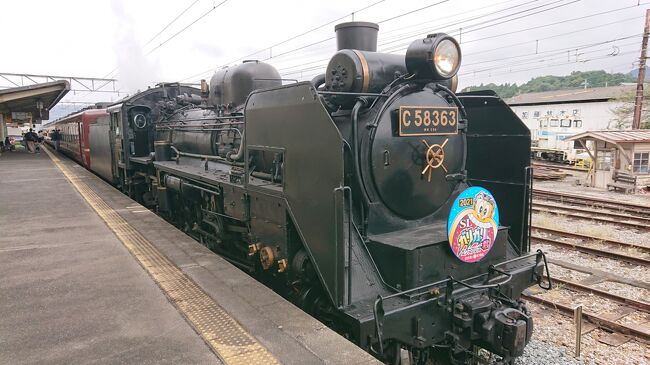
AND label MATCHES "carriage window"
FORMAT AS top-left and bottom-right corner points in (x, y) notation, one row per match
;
(573, 120), (582, 128)
(634, 152), (649, 173)
(560, 119), (571, 127)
